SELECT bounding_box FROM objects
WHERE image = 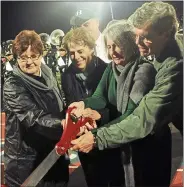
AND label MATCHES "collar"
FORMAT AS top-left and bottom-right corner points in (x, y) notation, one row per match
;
(147, 55), (155, 61)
